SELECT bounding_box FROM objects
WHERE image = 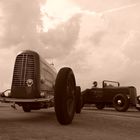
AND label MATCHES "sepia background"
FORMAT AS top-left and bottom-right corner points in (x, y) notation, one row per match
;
(0, 0), (140, 94)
